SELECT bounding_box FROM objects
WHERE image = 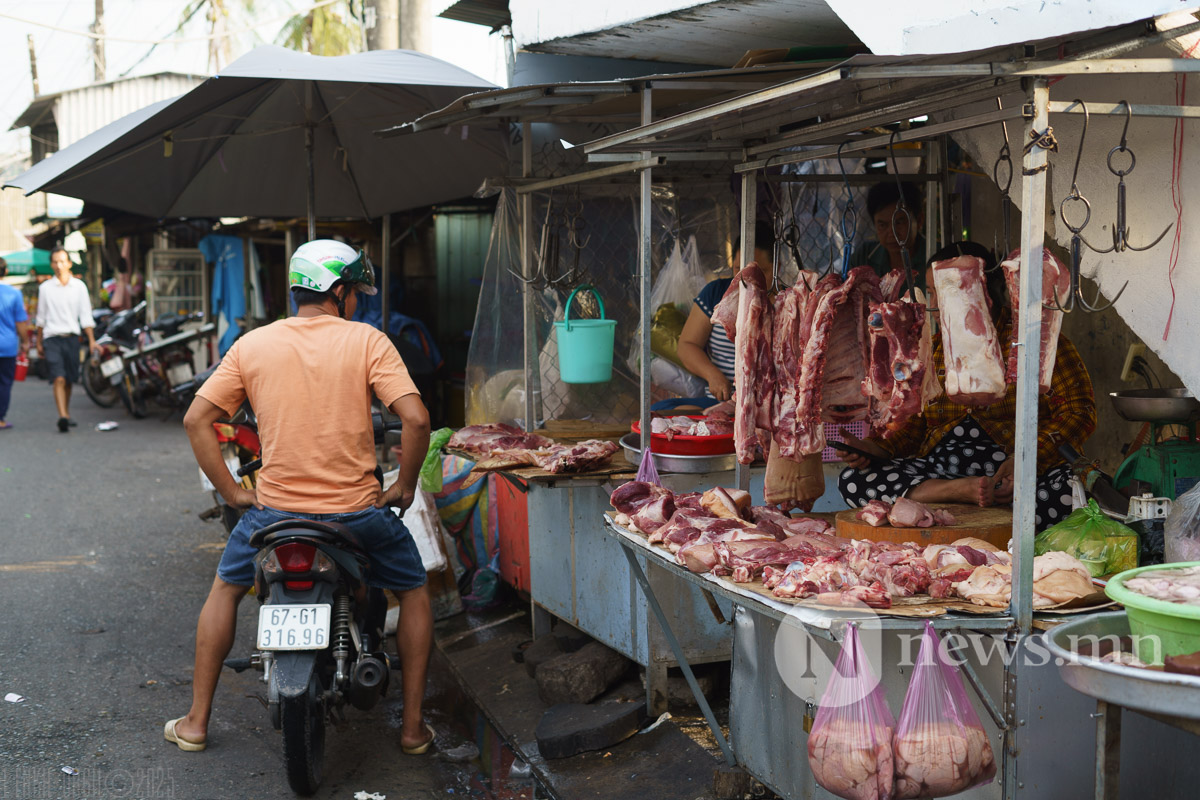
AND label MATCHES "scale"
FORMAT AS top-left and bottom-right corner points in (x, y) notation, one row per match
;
(1111, 389), (1200, 500)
